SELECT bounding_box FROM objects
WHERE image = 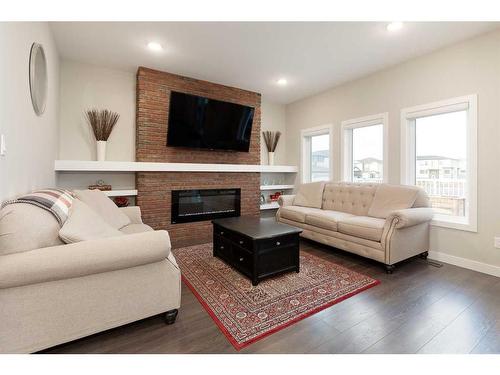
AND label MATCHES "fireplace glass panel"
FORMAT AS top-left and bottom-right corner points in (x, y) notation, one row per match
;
(171, 188), (241, 224)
